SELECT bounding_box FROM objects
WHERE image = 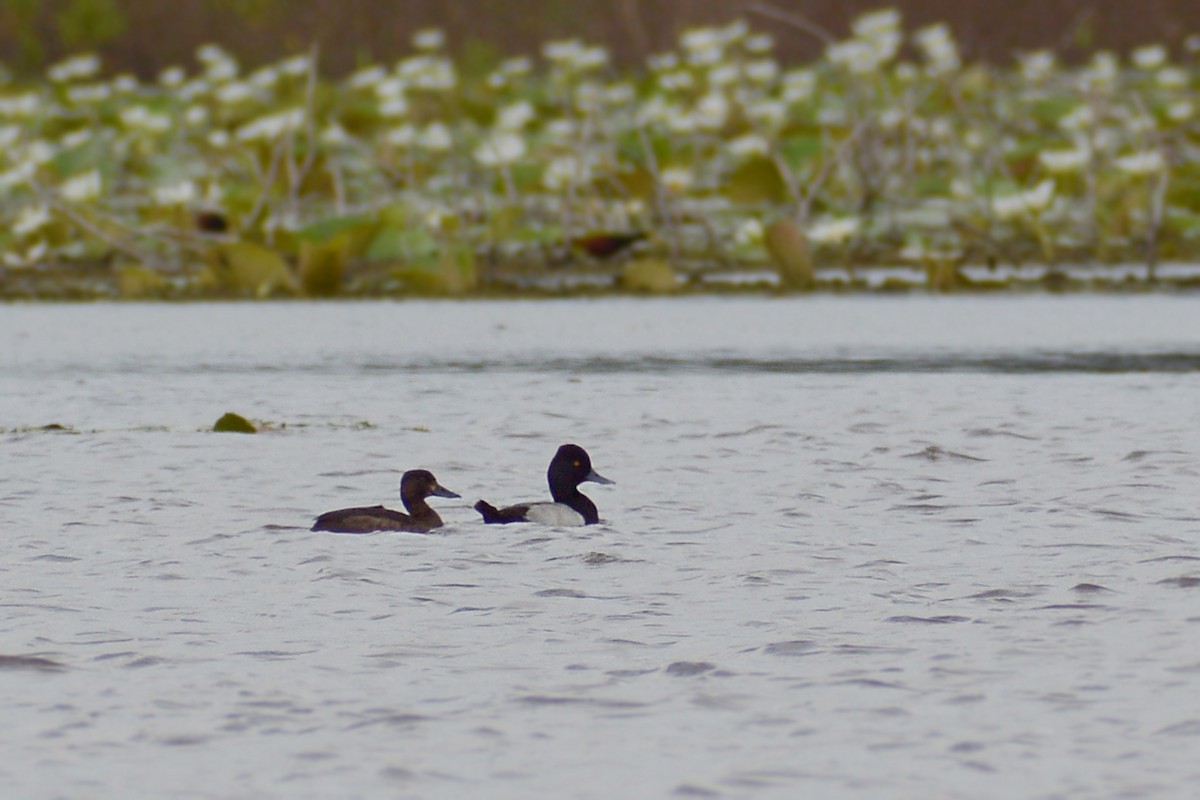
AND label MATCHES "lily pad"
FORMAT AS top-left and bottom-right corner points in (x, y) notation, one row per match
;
(764, 219), (814, 290)
(620, 258), (679, 293)
(213, 412), (256, 433)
